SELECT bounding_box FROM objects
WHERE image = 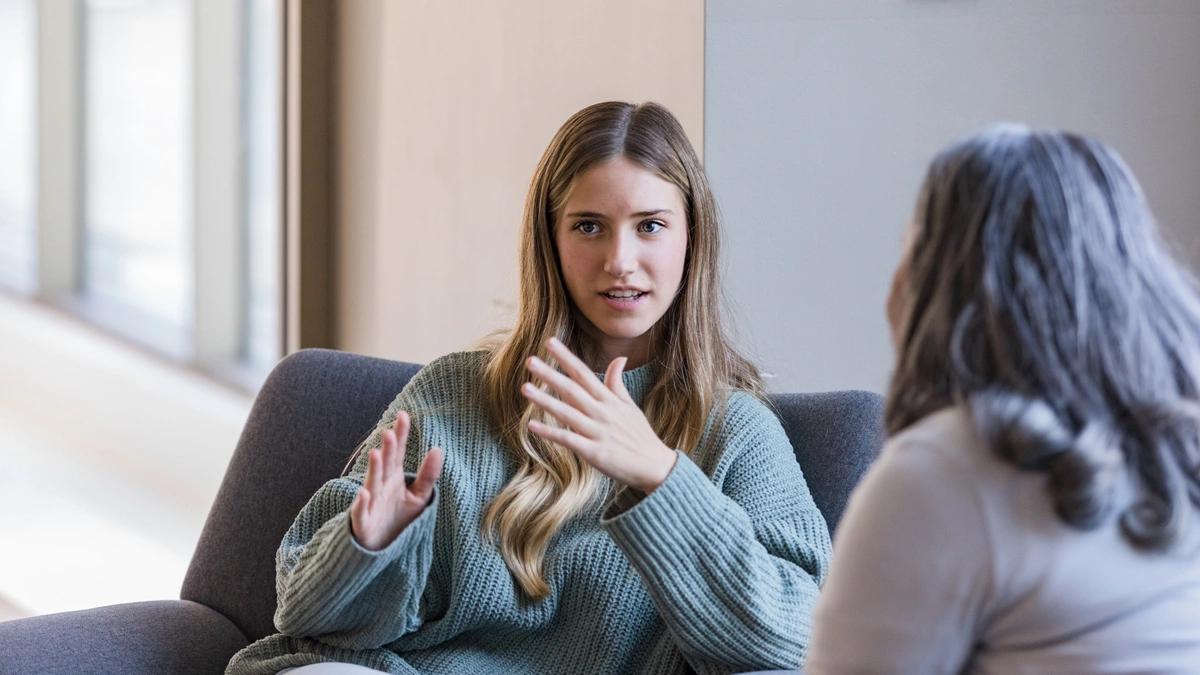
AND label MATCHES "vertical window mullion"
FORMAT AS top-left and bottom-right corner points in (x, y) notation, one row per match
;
(36, 0), (82, 303)
(193, 0), (244, 370)
(0, 0), (37, 293)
